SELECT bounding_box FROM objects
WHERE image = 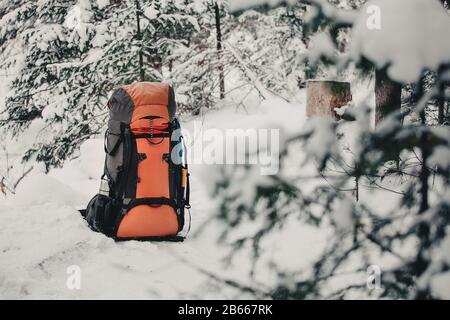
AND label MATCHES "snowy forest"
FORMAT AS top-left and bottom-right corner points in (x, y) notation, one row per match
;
(1, 0), (450, 300)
